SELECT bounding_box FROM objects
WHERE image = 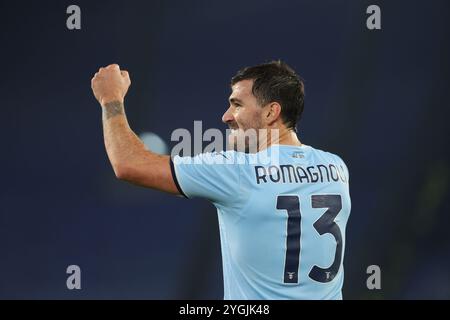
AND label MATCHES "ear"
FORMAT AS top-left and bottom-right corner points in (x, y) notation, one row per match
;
(264, 102), (282, 126)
